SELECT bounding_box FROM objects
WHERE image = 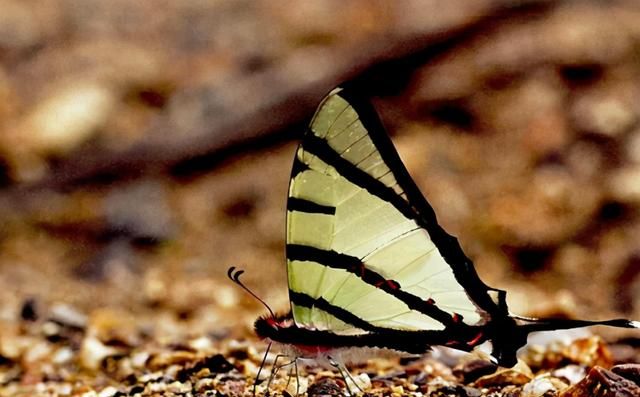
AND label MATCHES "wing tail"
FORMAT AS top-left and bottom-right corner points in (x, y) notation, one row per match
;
(489, 316), (638, 367)
(515, 316), (639, 333)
